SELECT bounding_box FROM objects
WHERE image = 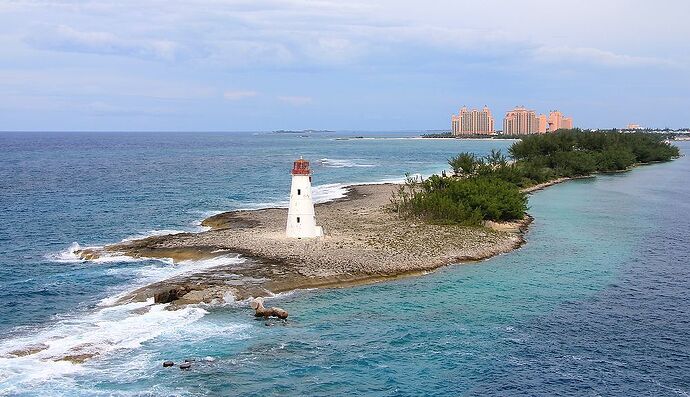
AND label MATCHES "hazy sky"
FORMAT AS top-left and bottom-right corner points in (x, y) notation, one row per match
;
(1, 0), (689, 131)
